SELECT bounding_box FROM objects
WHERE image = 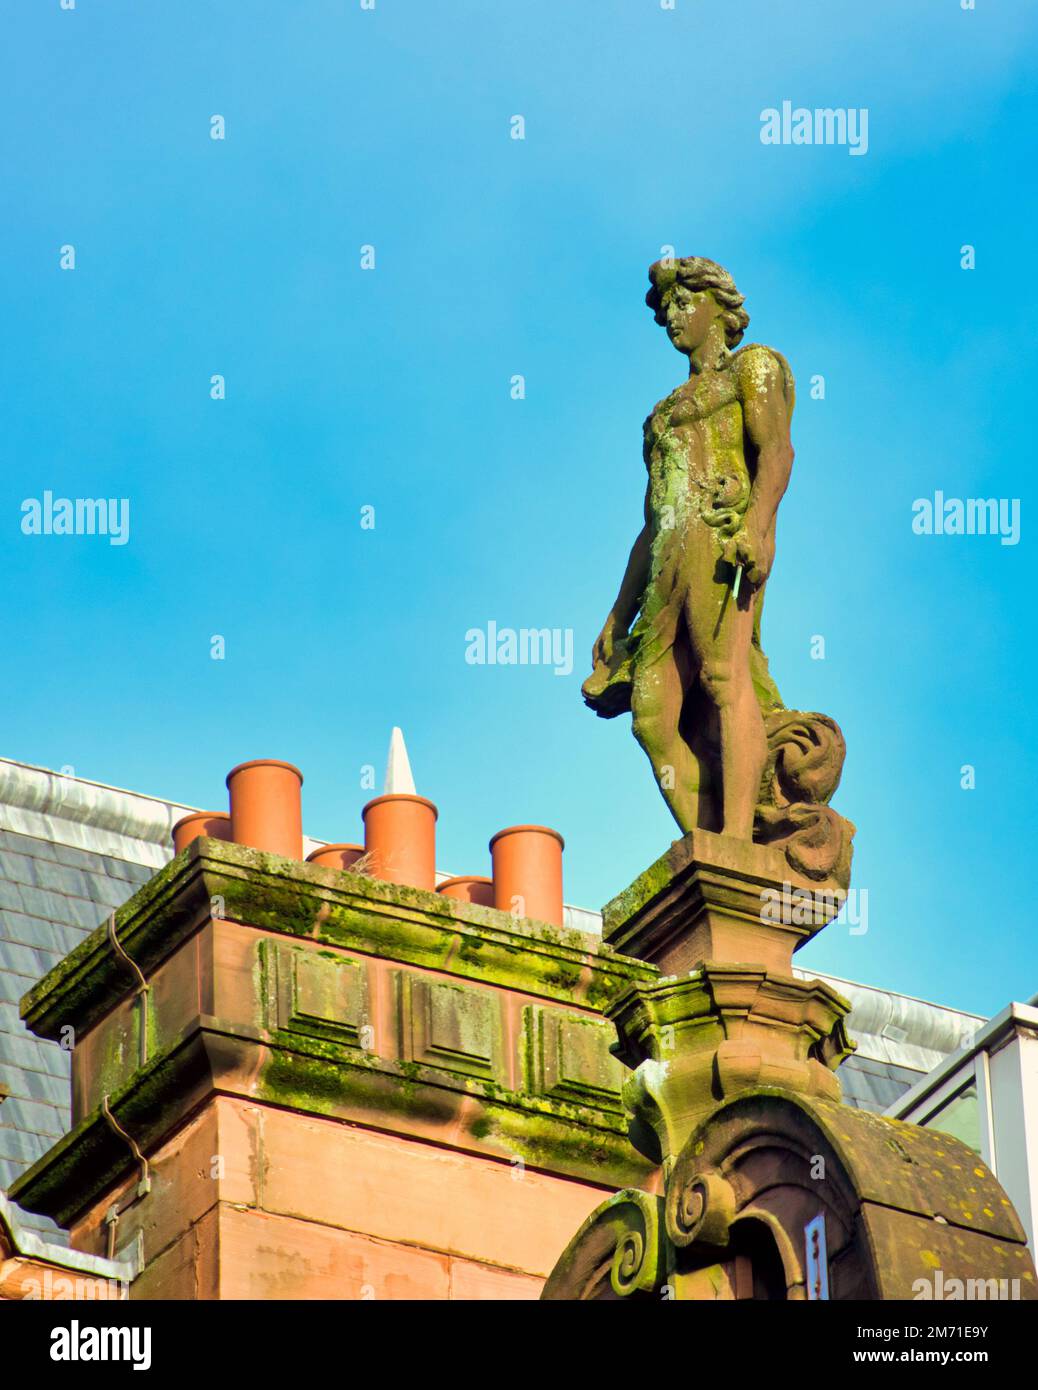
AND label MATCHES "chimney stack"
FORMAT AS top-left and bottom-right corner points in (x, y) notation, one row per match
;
(175, 738), (565, 925)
